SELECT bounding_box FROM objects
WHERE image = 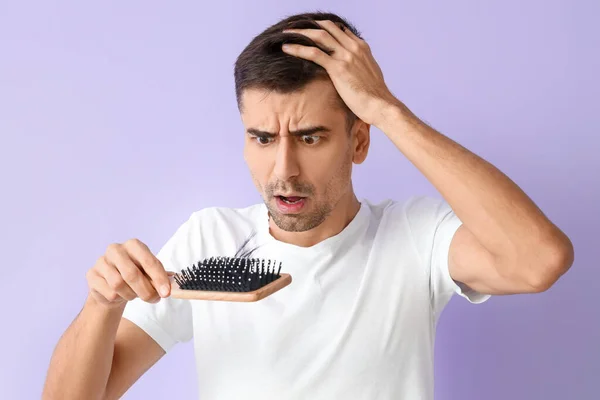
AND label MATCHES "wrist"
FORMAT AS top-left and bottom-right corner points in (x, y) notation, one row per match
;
(84, 293), (127, 318)
(374, 98), (416, 134)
